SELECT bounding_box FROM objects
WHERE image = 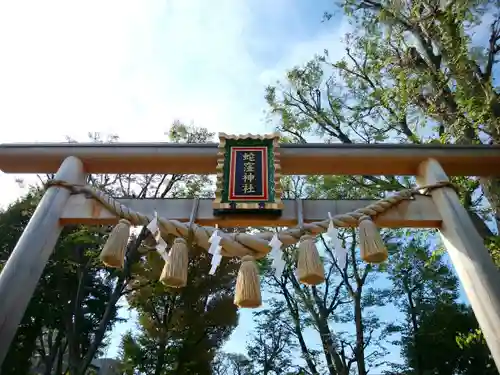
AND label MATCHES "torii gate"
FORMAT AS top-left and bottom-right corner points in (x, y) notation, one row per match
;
(0, 140), (499, 370)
